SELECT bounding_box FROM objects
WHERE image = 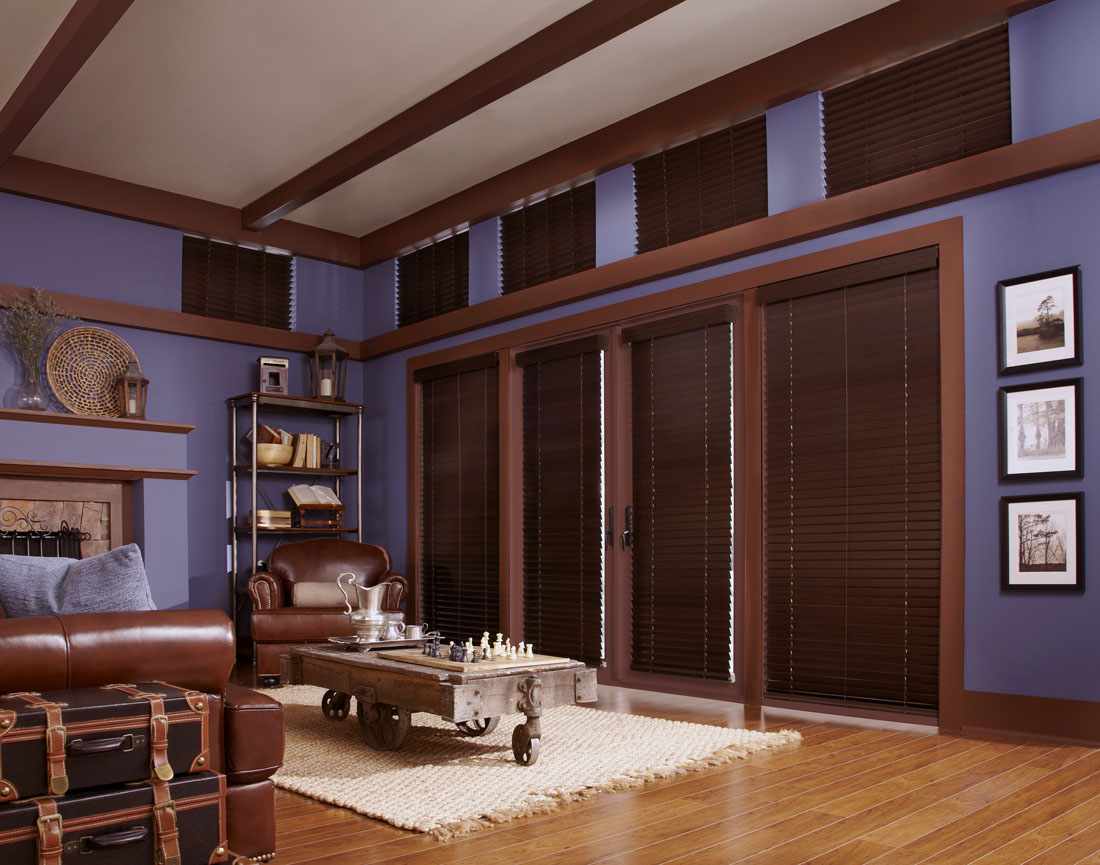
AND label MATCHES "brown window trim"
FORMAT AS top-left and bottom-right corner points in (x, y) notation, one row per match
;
(405, 218), (964, 720)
